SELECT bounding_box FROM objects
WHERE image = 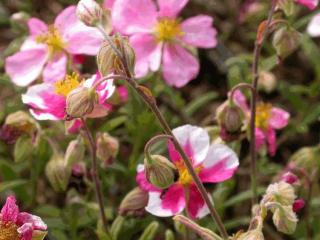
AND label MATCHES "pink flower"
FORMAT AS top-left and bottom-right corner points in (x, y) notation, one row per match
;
(103, 0), (115, 9)
(21, 73), (115, 121)
(307, 13), (320, 37)
(296, 0), (318, 9)
(0, 195), (47, 240)
(5, 6), (103, 87)
(137, 125), (239, 219)
(232, 90), (290, 156)
(112, 0), (217, 87)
